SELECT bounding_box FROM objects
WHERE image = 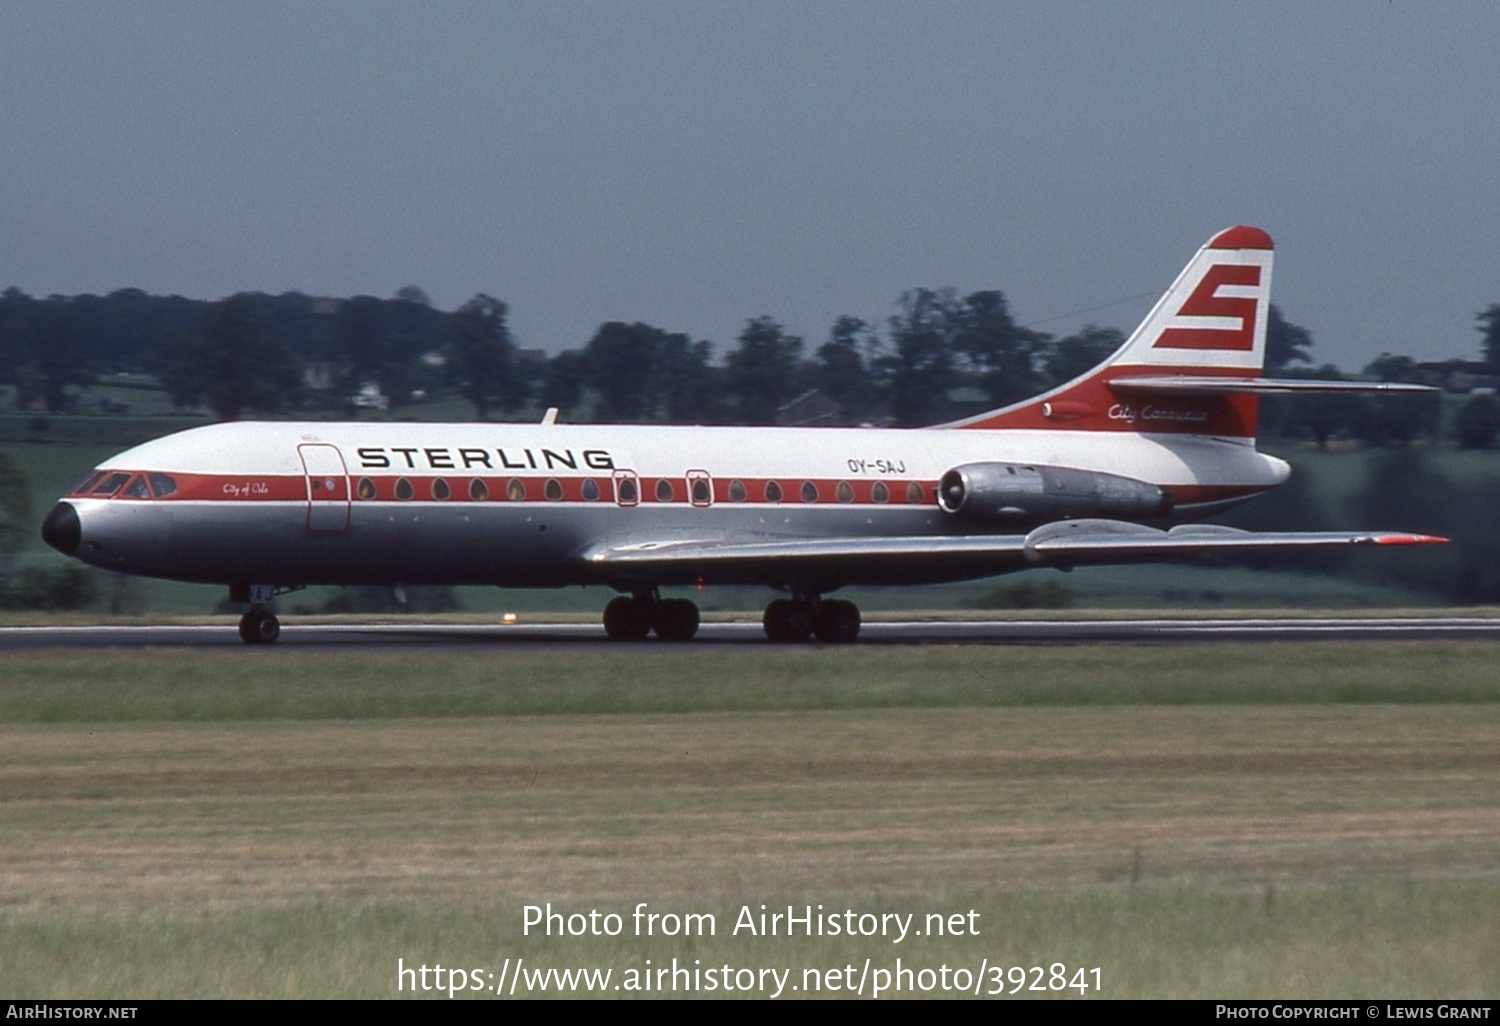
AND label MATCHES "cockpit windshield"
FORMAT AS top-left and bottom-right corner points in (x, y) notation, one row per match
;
(72, 471), (179, 499)
(70, 471), (106, 495)
(88, 472), (132, 497)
